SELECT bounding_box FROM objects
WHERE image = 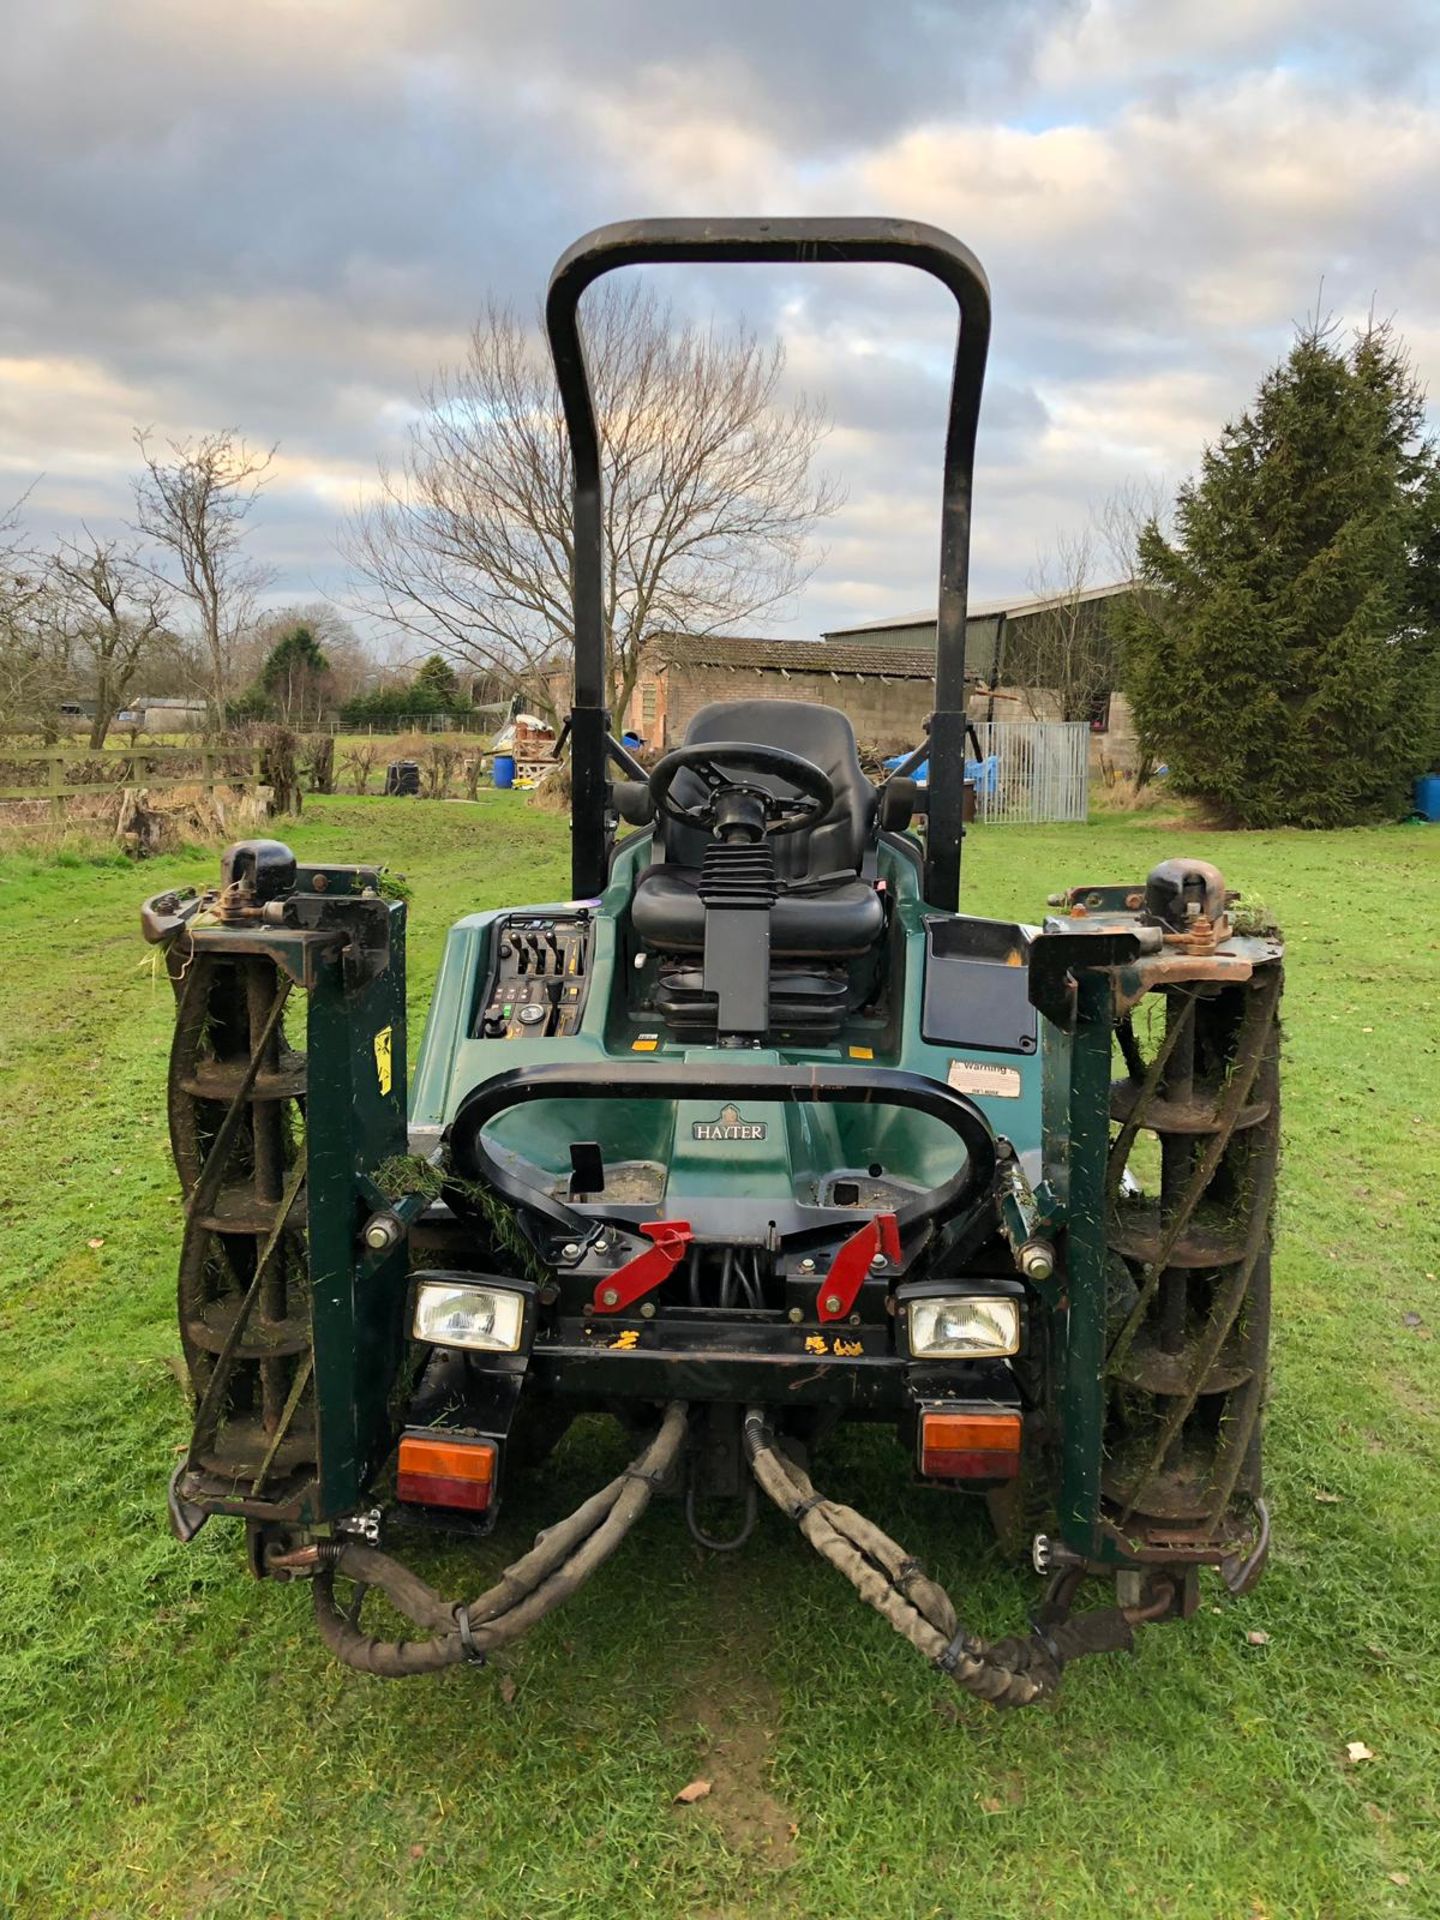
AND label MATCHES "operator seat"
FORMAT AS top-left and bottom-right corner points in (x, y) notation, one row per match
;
(631, 699), (885, 957)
